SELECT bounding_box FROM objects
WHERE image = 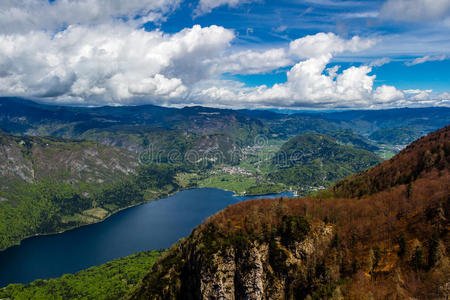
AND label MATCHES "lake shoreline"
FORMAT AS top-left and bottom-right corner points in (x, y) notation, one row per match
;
(0, 186), (290, 253)
(0, 188), (182, 253)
